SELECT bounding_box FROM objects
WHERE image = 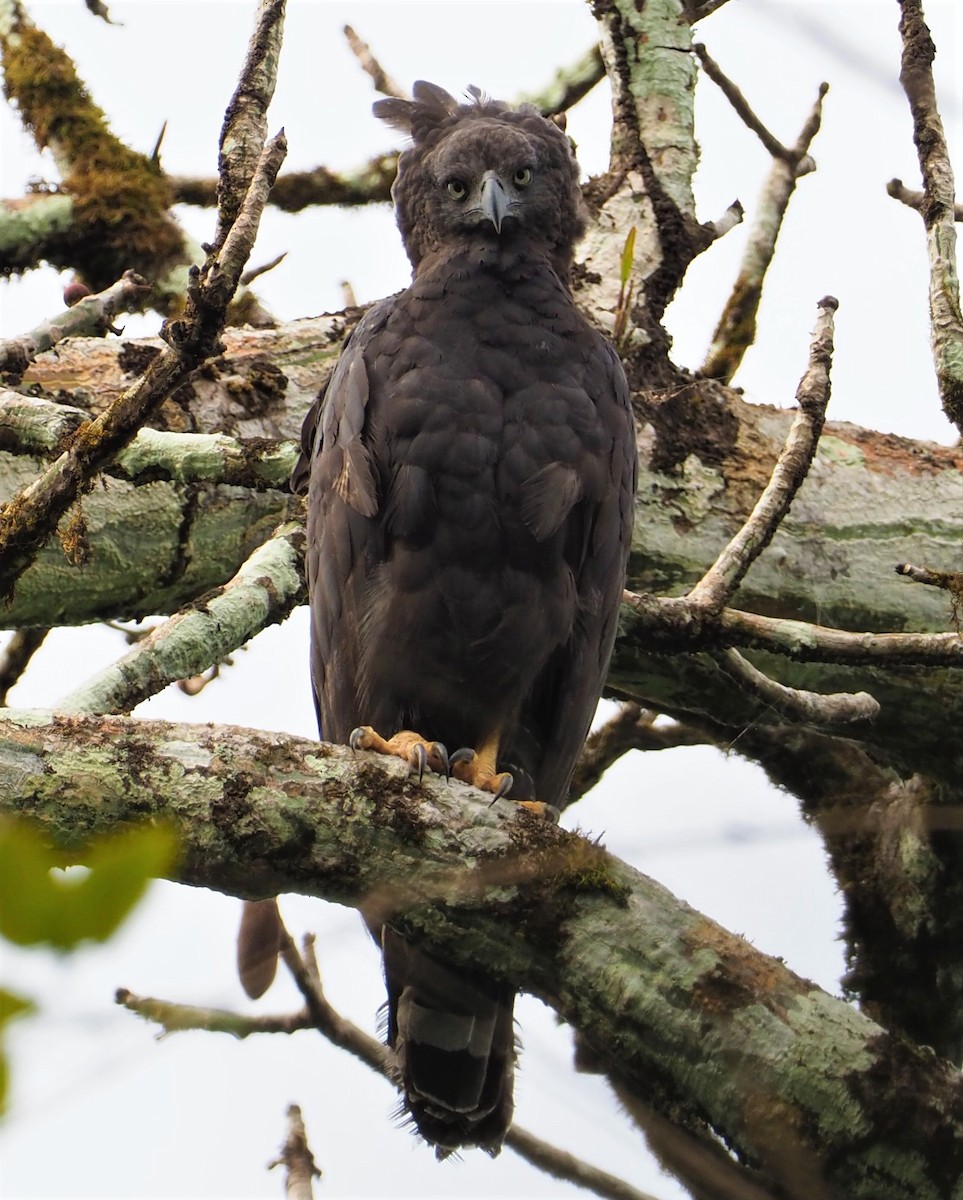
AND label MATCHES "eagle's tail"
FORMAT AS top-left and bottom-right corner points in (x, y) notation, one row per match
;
(377, 924), (516, 1158)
